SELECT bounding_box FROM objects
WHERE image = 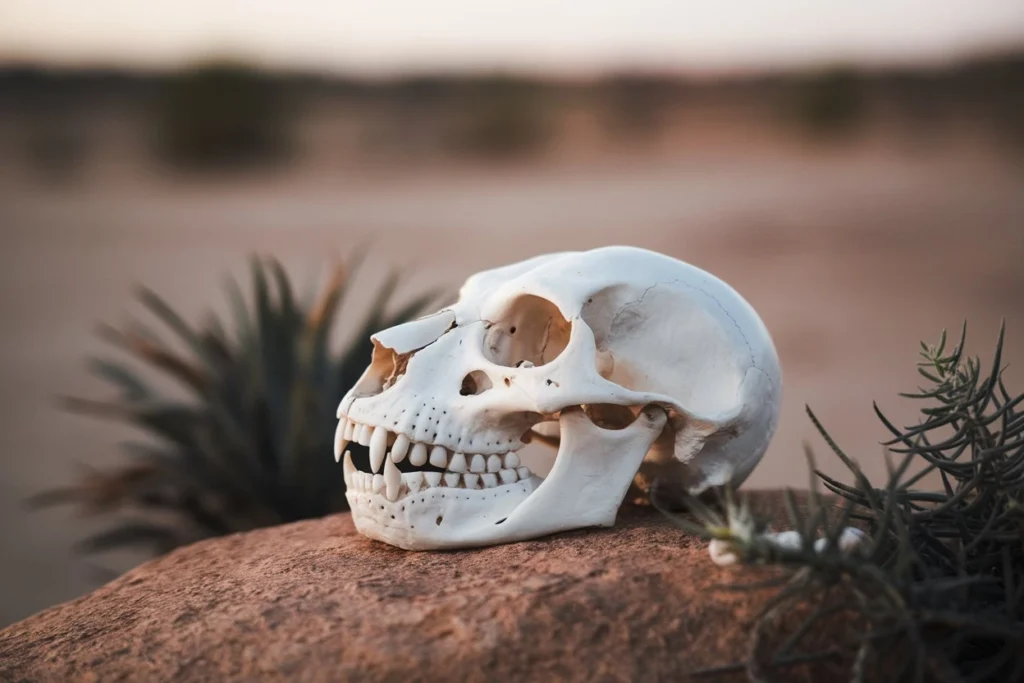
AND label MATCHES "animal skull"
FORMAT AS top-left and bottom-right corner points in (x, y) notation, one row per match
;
(335, 246), (781, 550)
